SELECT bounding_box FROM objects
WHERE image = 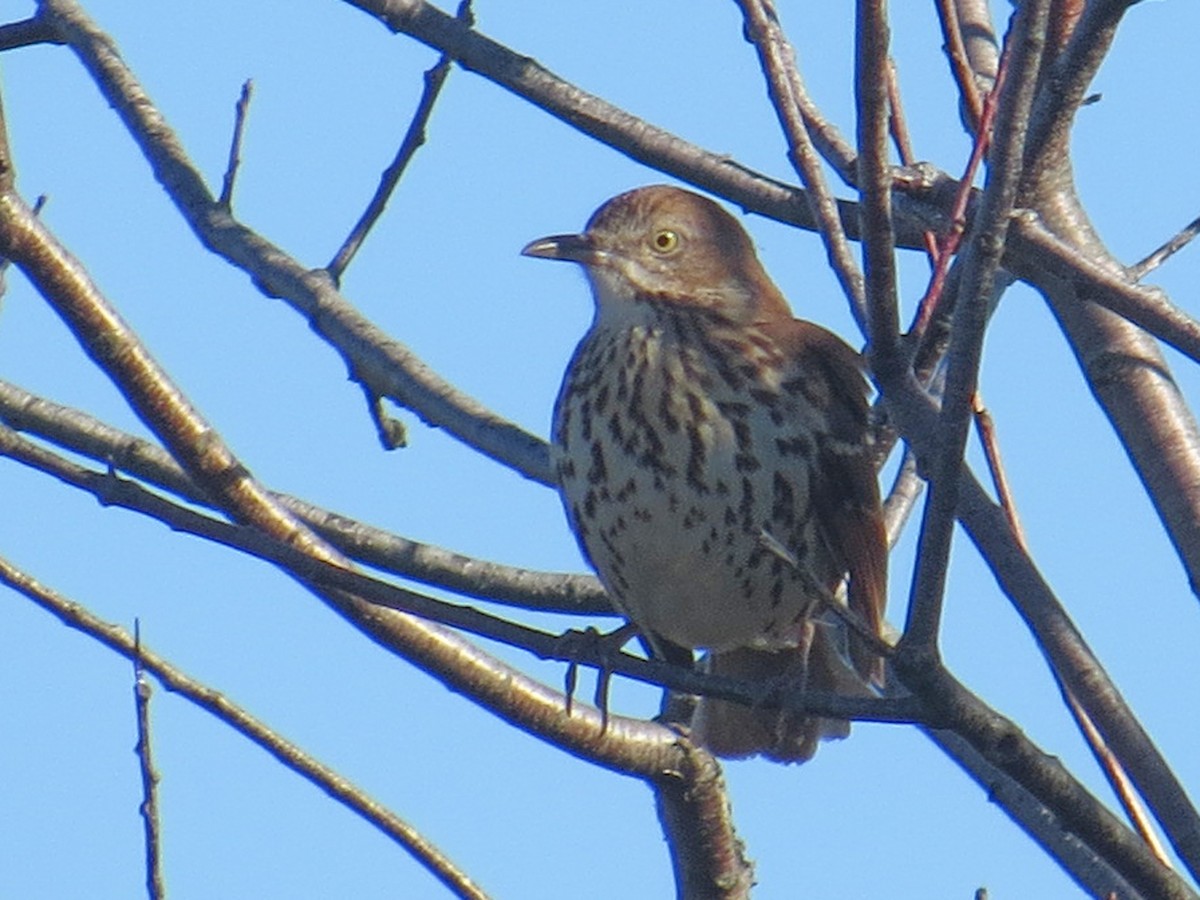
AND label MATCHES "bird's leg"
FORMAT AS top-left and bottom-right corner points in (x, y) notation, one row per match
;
(554, 622), (639, 727)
